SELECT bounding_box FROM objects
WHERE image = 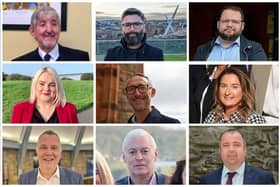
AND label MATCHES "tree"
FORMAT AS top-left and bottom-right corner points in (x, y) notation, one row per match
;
(81, 73), (93, 80)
